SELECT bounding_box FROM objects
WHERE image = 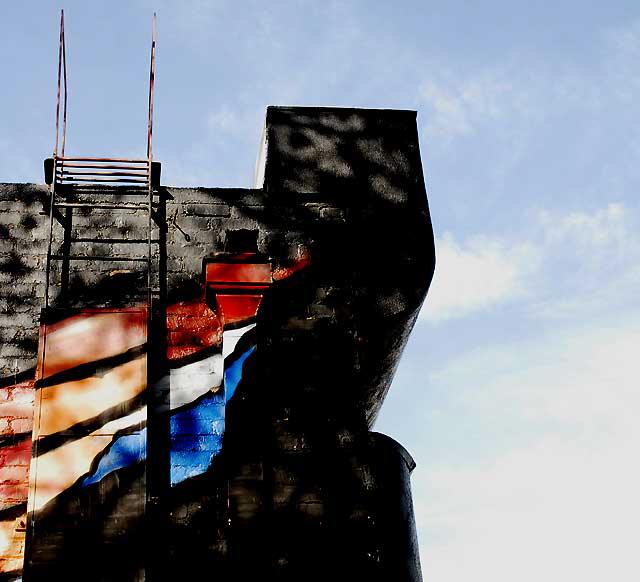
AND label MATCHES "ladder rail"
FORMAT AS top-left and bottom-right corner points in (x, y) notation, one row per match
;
(147, 13), (157, 311)
(44, 12), (159, 313)
(45, 155), (158, 307)
(44, 177), (57, 310)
